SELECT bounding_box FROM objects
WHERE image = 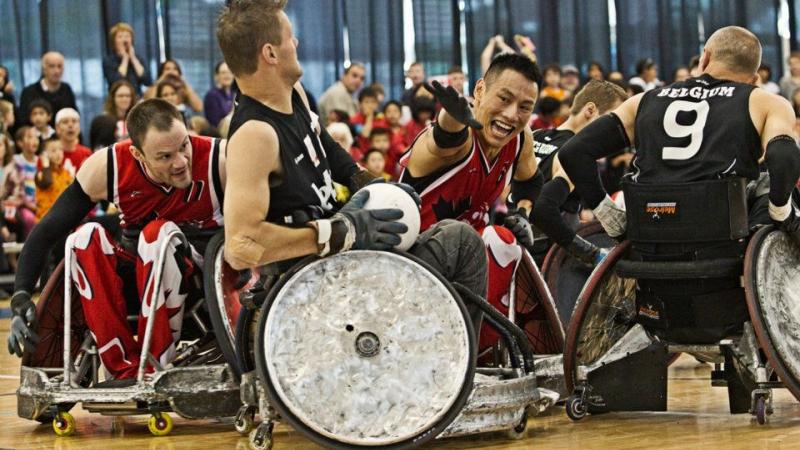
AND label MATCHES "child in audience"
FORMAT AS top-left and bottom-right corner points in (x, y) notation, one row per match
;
(35, 138), (73, 220)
